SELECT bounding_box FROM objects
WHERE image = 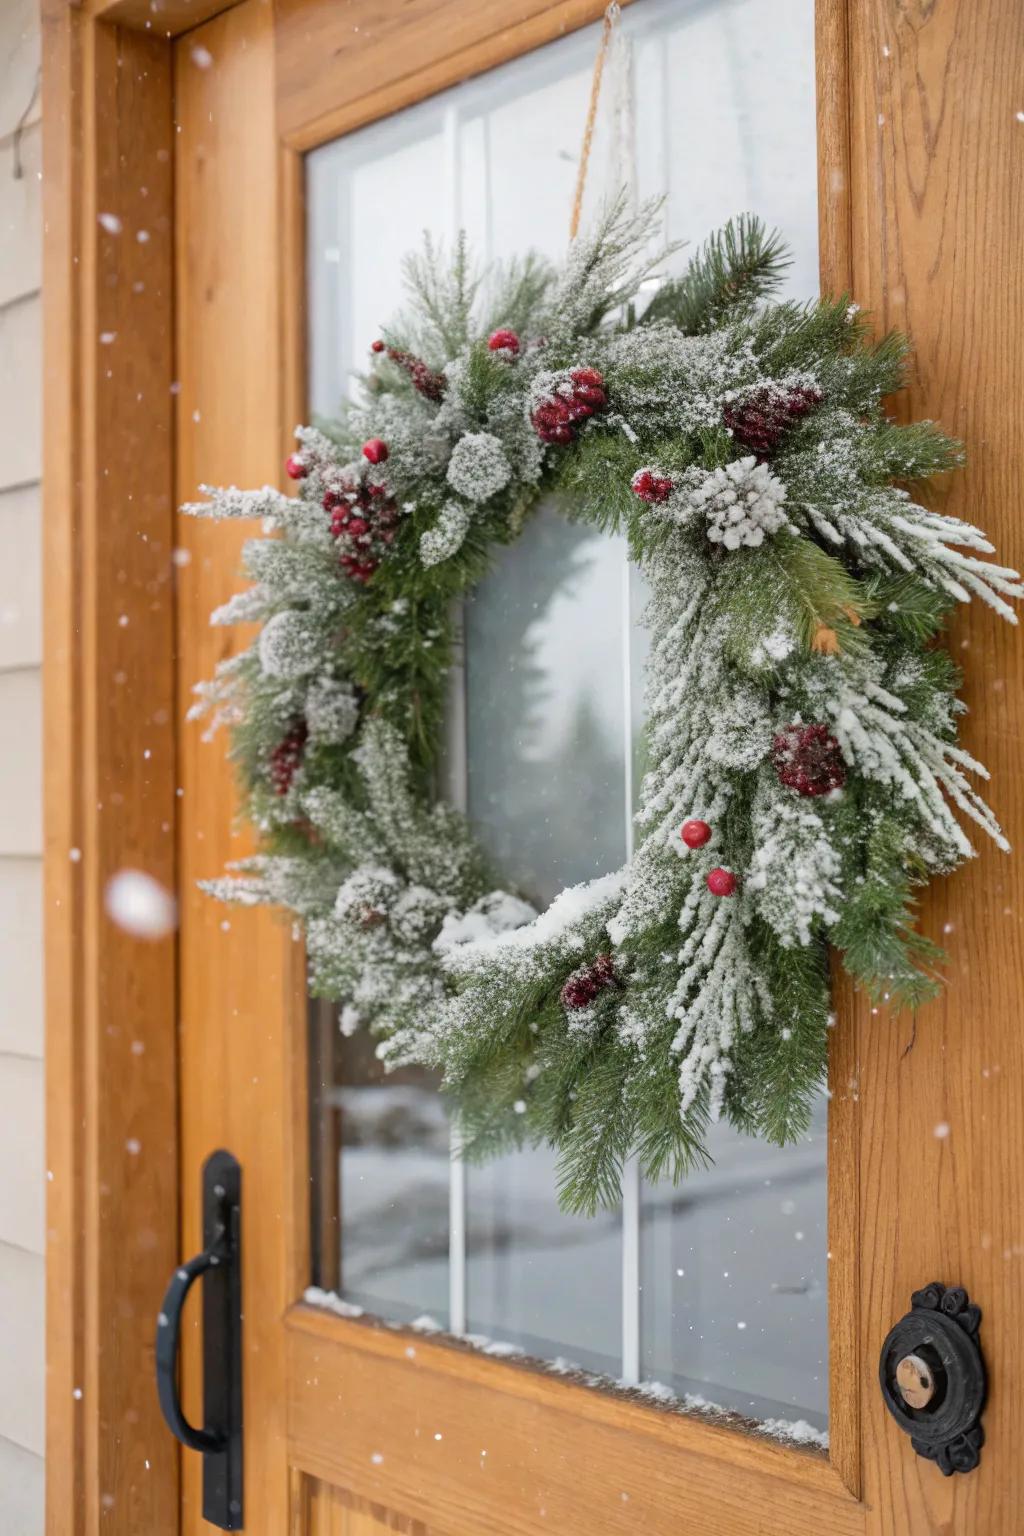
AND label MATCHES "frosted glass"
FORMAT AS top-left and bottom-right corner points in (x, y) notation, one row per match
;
(307, 0), (825, 1431)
